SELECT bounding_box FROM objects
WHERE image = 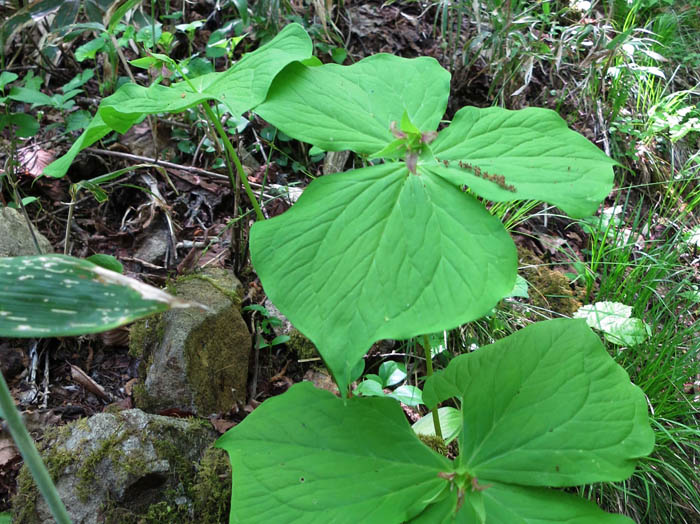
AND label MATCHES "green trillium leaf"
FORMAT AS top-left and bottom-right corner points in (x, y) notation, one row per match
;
(43, 23), (312, 178)
(426, 106), (616, 218)
(0, 255), (197, 337)
(250, 163), (516, 392)
(480, 483), (635, 524)
(216, 382), (451, 523)
(423, 319), (654, 487)
(410, 481), (635, 523)
(255, 54), (451, 154)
